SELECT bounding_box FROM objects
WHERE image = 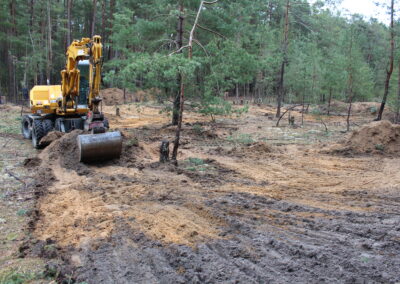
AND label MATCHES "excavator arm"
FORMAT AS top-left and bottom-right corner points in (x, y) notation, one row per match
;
(60, 35), (103, 113)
